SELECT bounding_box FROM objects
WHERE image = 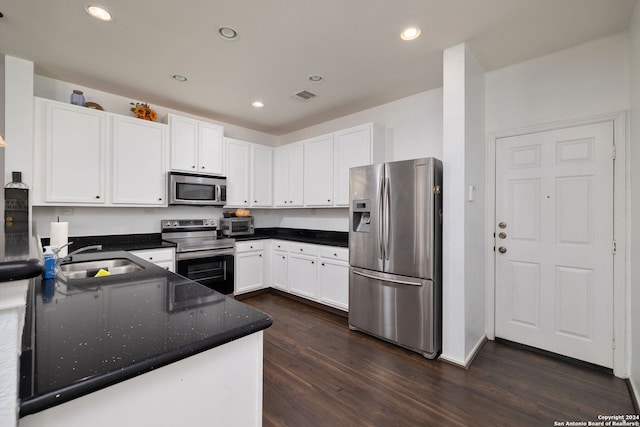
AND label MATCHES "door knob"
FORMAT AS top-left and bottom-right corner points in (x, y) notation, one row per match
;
(498, 232), (507, 239)
(498, 247), (507, 254)
(498, 222), (507, 229)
